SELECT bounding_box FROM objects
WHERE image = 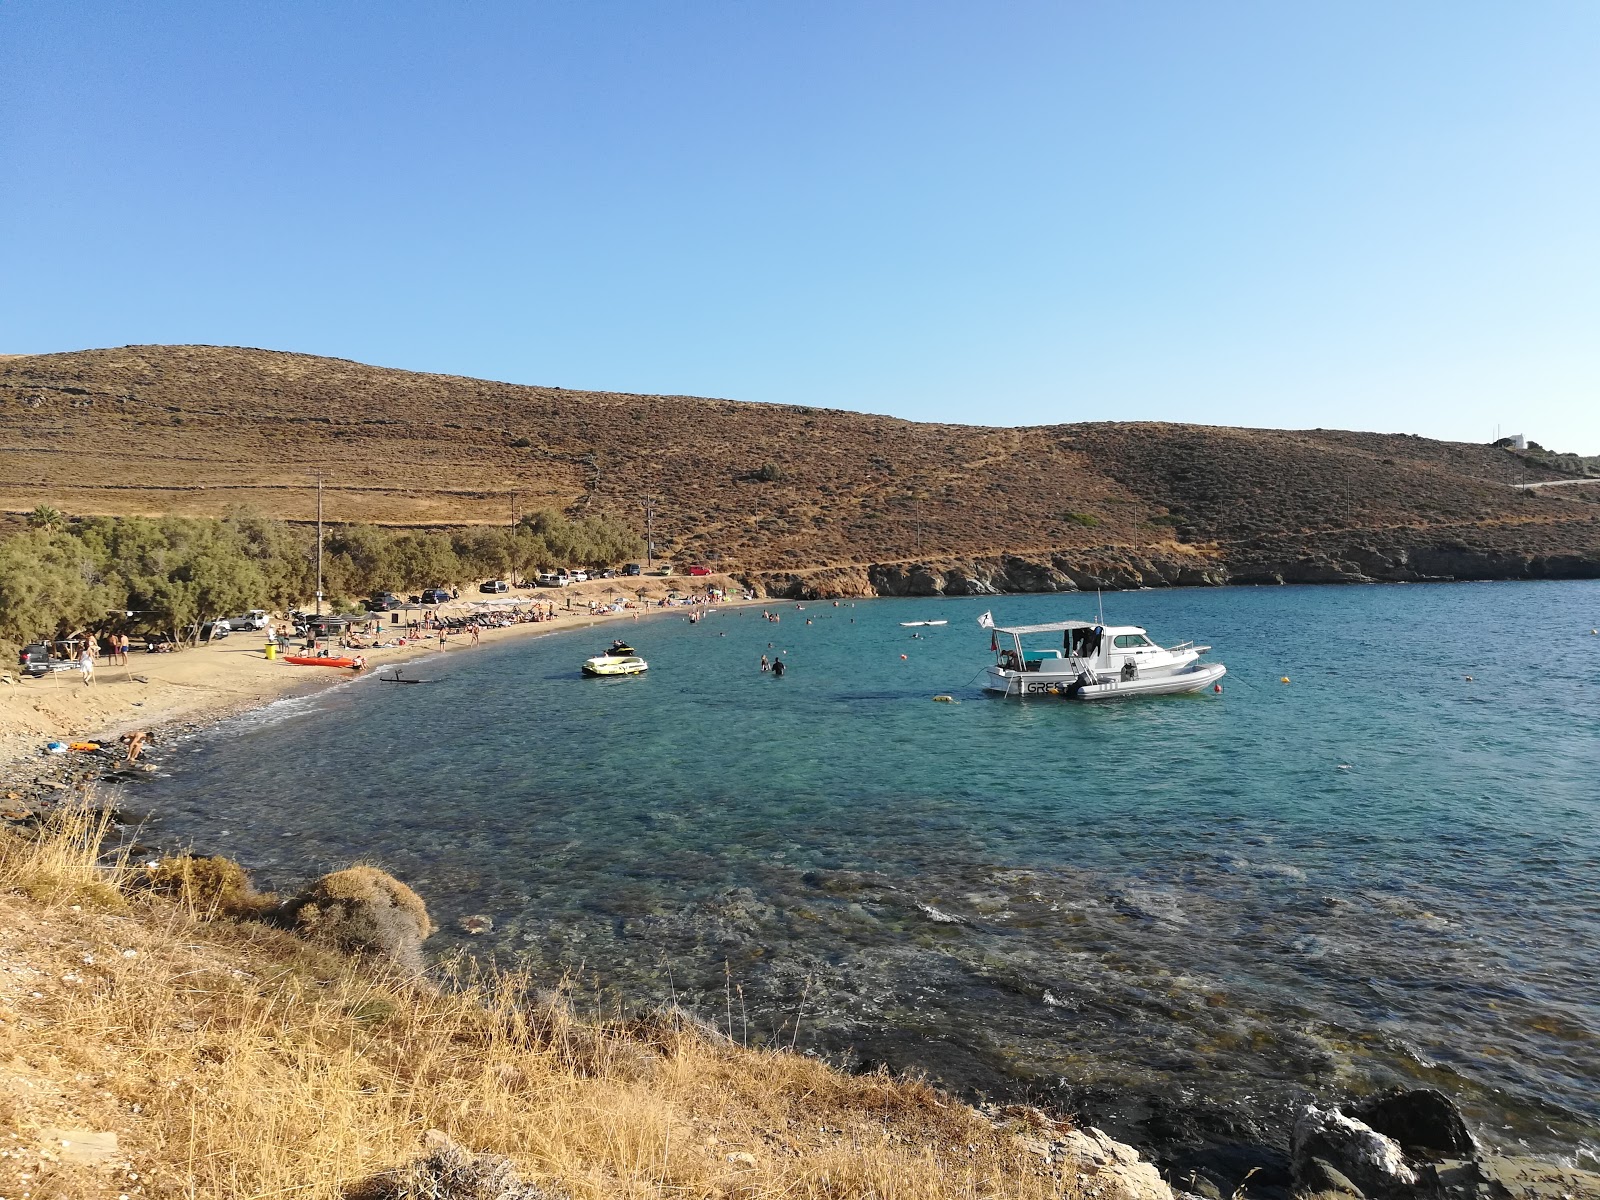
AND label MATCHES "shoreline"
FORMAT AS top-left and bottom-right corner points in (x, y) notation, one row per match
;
(0, 577), (767, 780)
